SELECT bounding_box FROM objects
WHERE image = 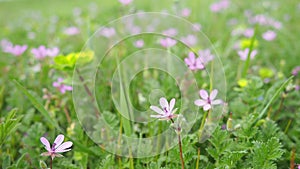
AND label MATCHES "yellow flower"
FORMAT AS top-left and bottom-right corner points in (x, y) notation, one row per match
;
(237, 78), (248, 88)
(259, 68), (274, 79)
(240, 39), (258, 49)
